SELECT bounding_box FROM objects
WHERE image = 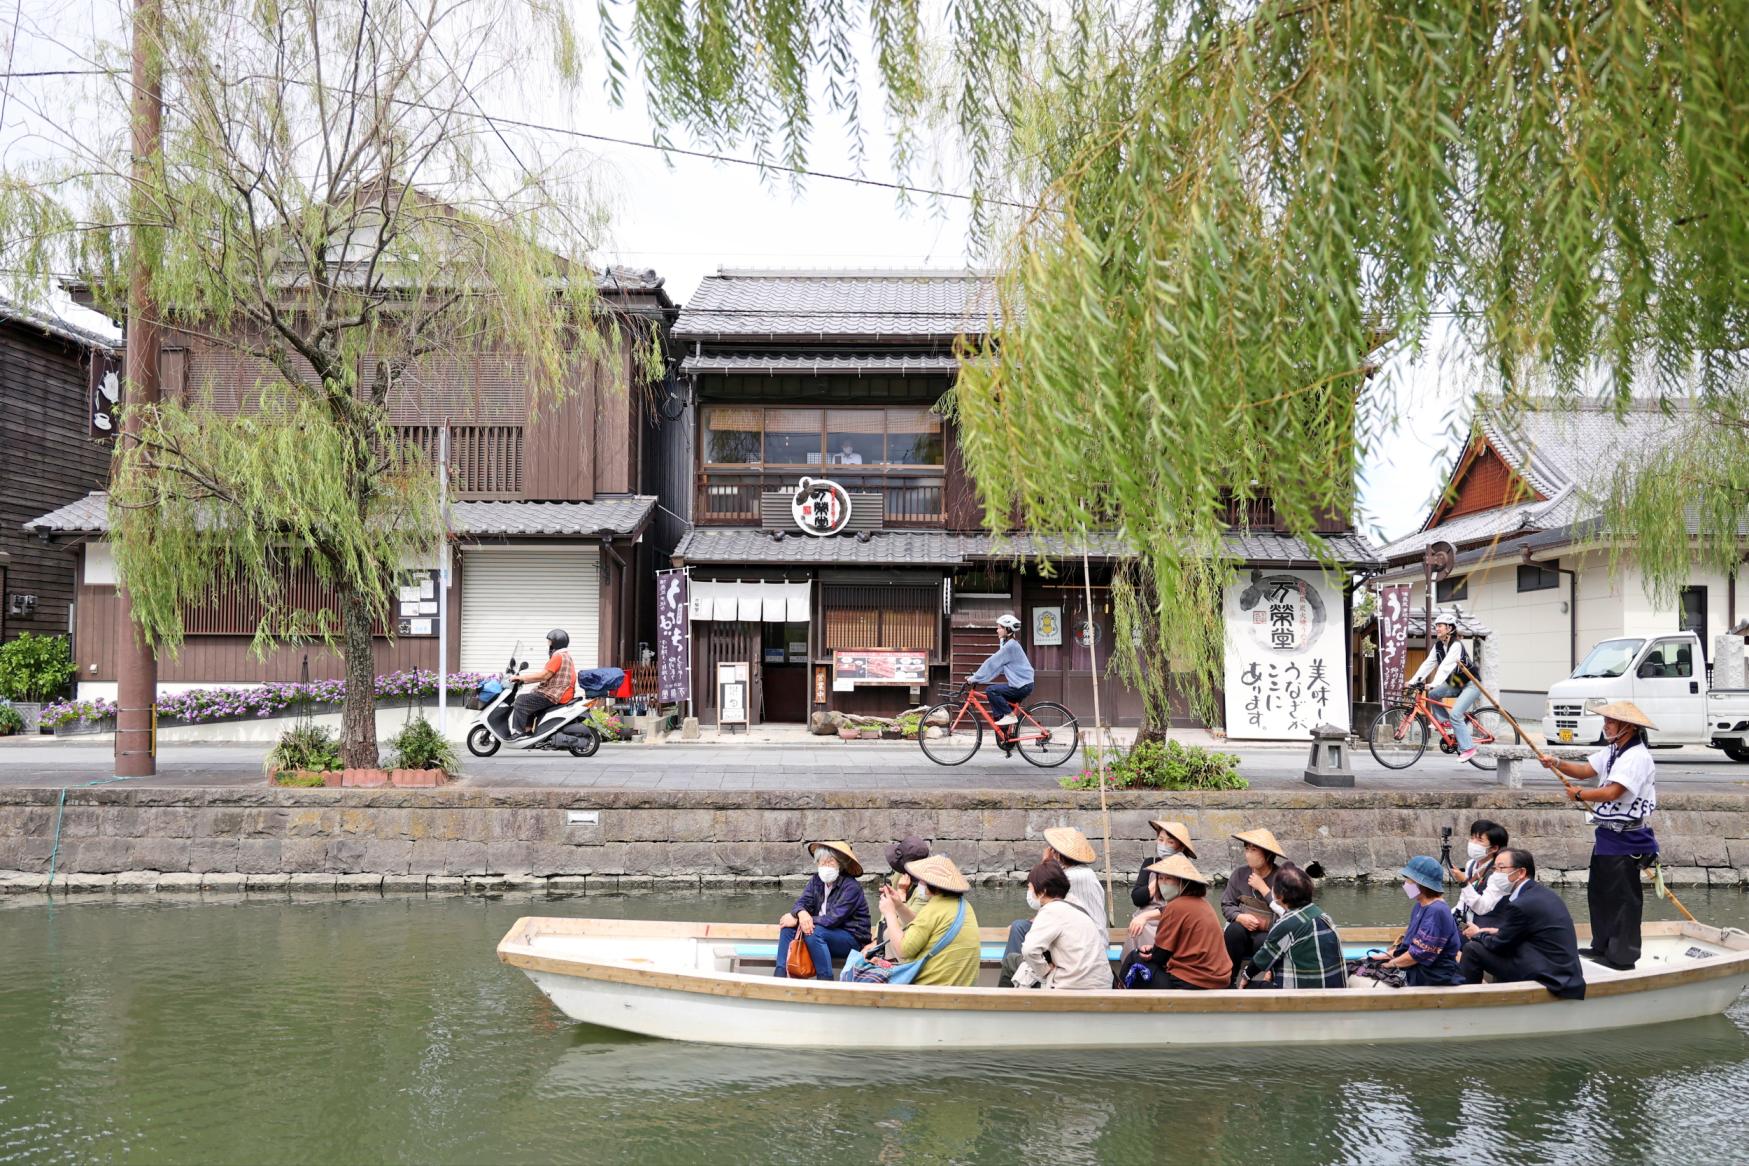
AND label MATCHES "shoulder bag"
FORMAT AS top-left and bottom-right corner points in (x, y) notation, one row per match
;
(840, 900), (966, 985)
